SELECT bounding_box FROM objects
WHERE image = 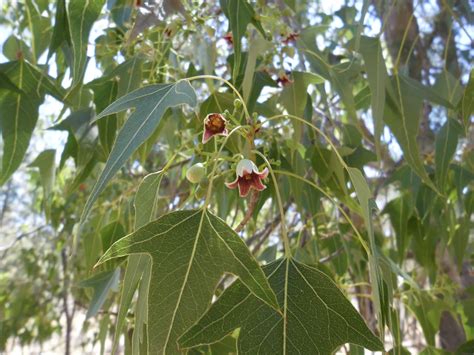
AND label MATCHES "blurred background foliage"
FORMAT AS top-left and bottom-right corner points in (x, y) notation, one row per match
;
(0, 0), (472, 353)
